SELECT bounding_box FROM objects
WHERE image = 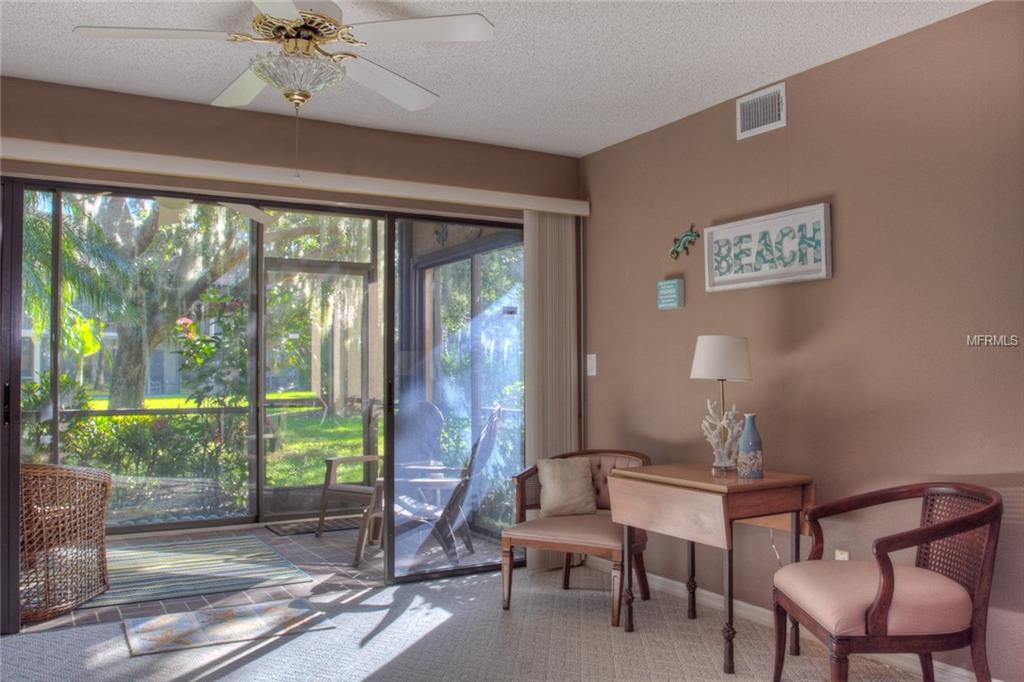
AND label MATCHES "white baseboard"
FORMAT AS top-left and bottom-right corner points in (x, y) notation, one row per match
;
(585, 556), (989, 682)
